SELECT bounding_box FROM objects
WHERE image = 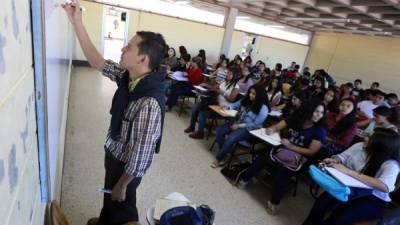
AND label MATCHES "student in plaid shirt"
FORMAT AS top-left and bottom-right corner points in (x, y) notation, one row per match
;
(64, 1), (166, 224)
